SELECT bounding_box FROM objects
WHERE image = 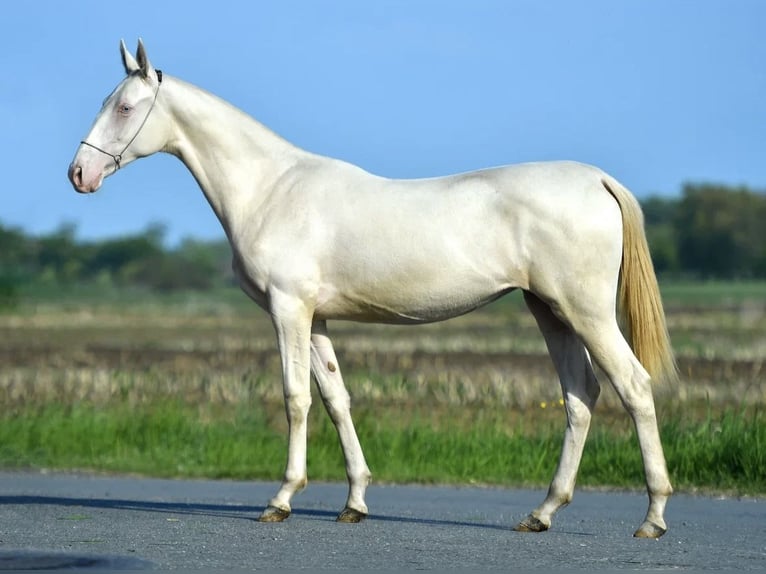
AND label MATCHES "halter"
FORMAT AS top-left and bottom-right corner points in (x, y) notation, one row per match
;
(80, 70), (163, 170)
